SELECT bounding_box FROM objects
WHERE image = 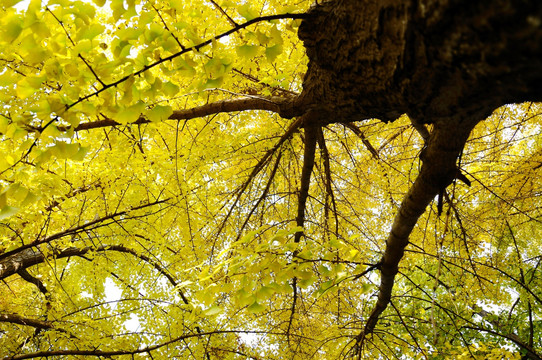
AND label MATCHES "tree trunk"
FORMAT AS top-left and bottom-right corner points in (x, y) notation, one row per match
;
(295, 0), (542, 339)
